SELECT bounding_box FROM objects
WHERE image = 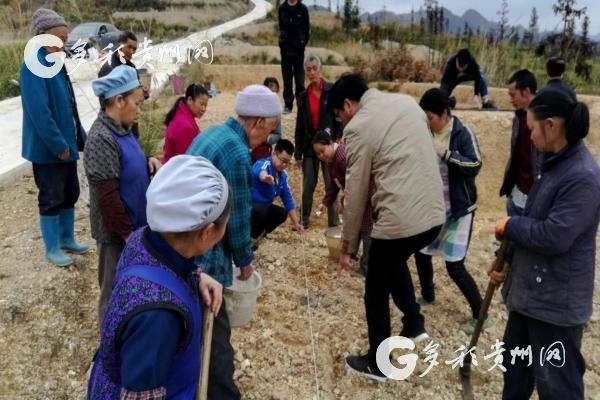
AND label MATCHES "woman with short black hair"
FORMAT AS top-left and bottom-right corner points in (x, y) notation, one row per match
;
(415, 88), (485, 334)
